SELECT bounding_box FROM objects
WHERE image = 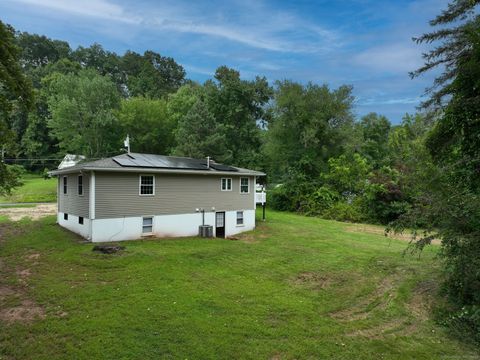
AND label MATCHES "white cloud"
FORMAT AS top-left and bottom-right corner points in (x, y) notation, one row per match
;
(11, 0), (141, 24)
(7, 0), (341, 53)
(352, 43), (423, 74)
(357, 96), (422, 106)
